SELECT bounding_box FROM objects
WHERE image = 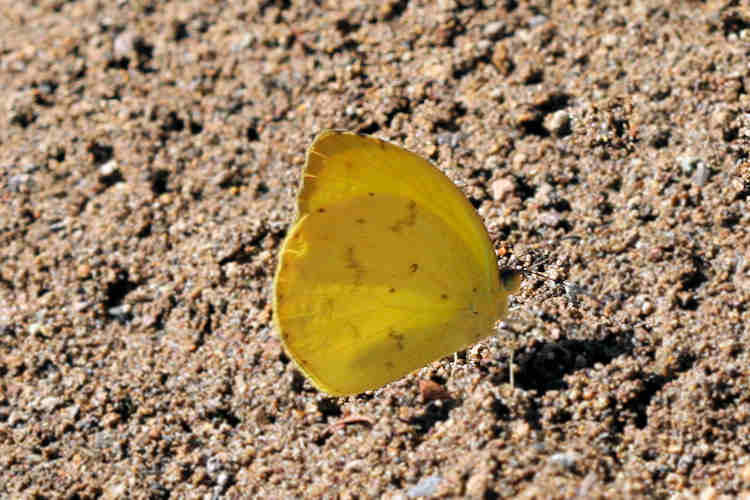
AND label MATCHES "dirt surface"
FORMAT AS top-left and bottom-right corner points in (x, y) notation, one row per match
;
(1, 0), (750, 498)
